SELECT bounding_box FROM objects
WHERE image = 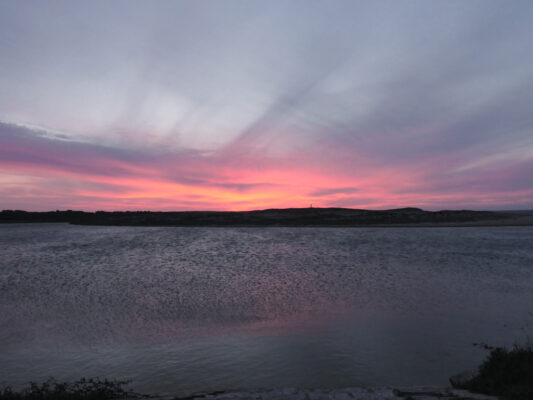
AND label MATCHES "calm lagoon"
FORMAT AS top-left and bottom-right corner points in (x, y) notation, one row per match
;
(1, 224), (532, 395)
